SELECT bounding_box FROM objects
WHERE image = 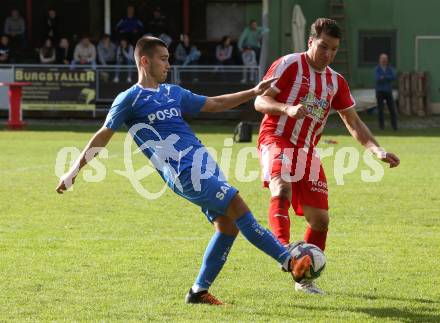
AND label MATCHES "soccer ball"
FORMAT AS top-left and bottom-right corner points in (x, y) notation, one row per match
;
(289, 242), (326, 279)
